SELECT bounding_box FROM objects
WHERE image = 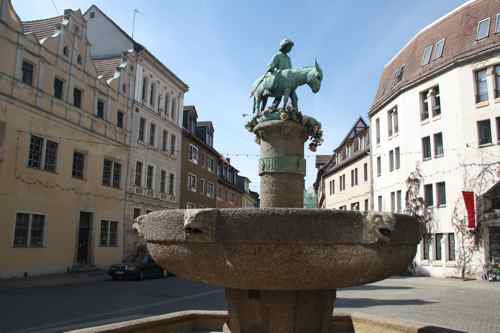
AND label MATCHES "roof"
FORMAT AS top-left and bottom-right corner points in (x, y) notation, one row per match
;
(84, 5), (189, 92)
(335, 117), (368, 152)
(315, 155), (332, 169)
(371, 0), (500, 115)
(22, 15), (64, 40)
(93, 56), (122, 80)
